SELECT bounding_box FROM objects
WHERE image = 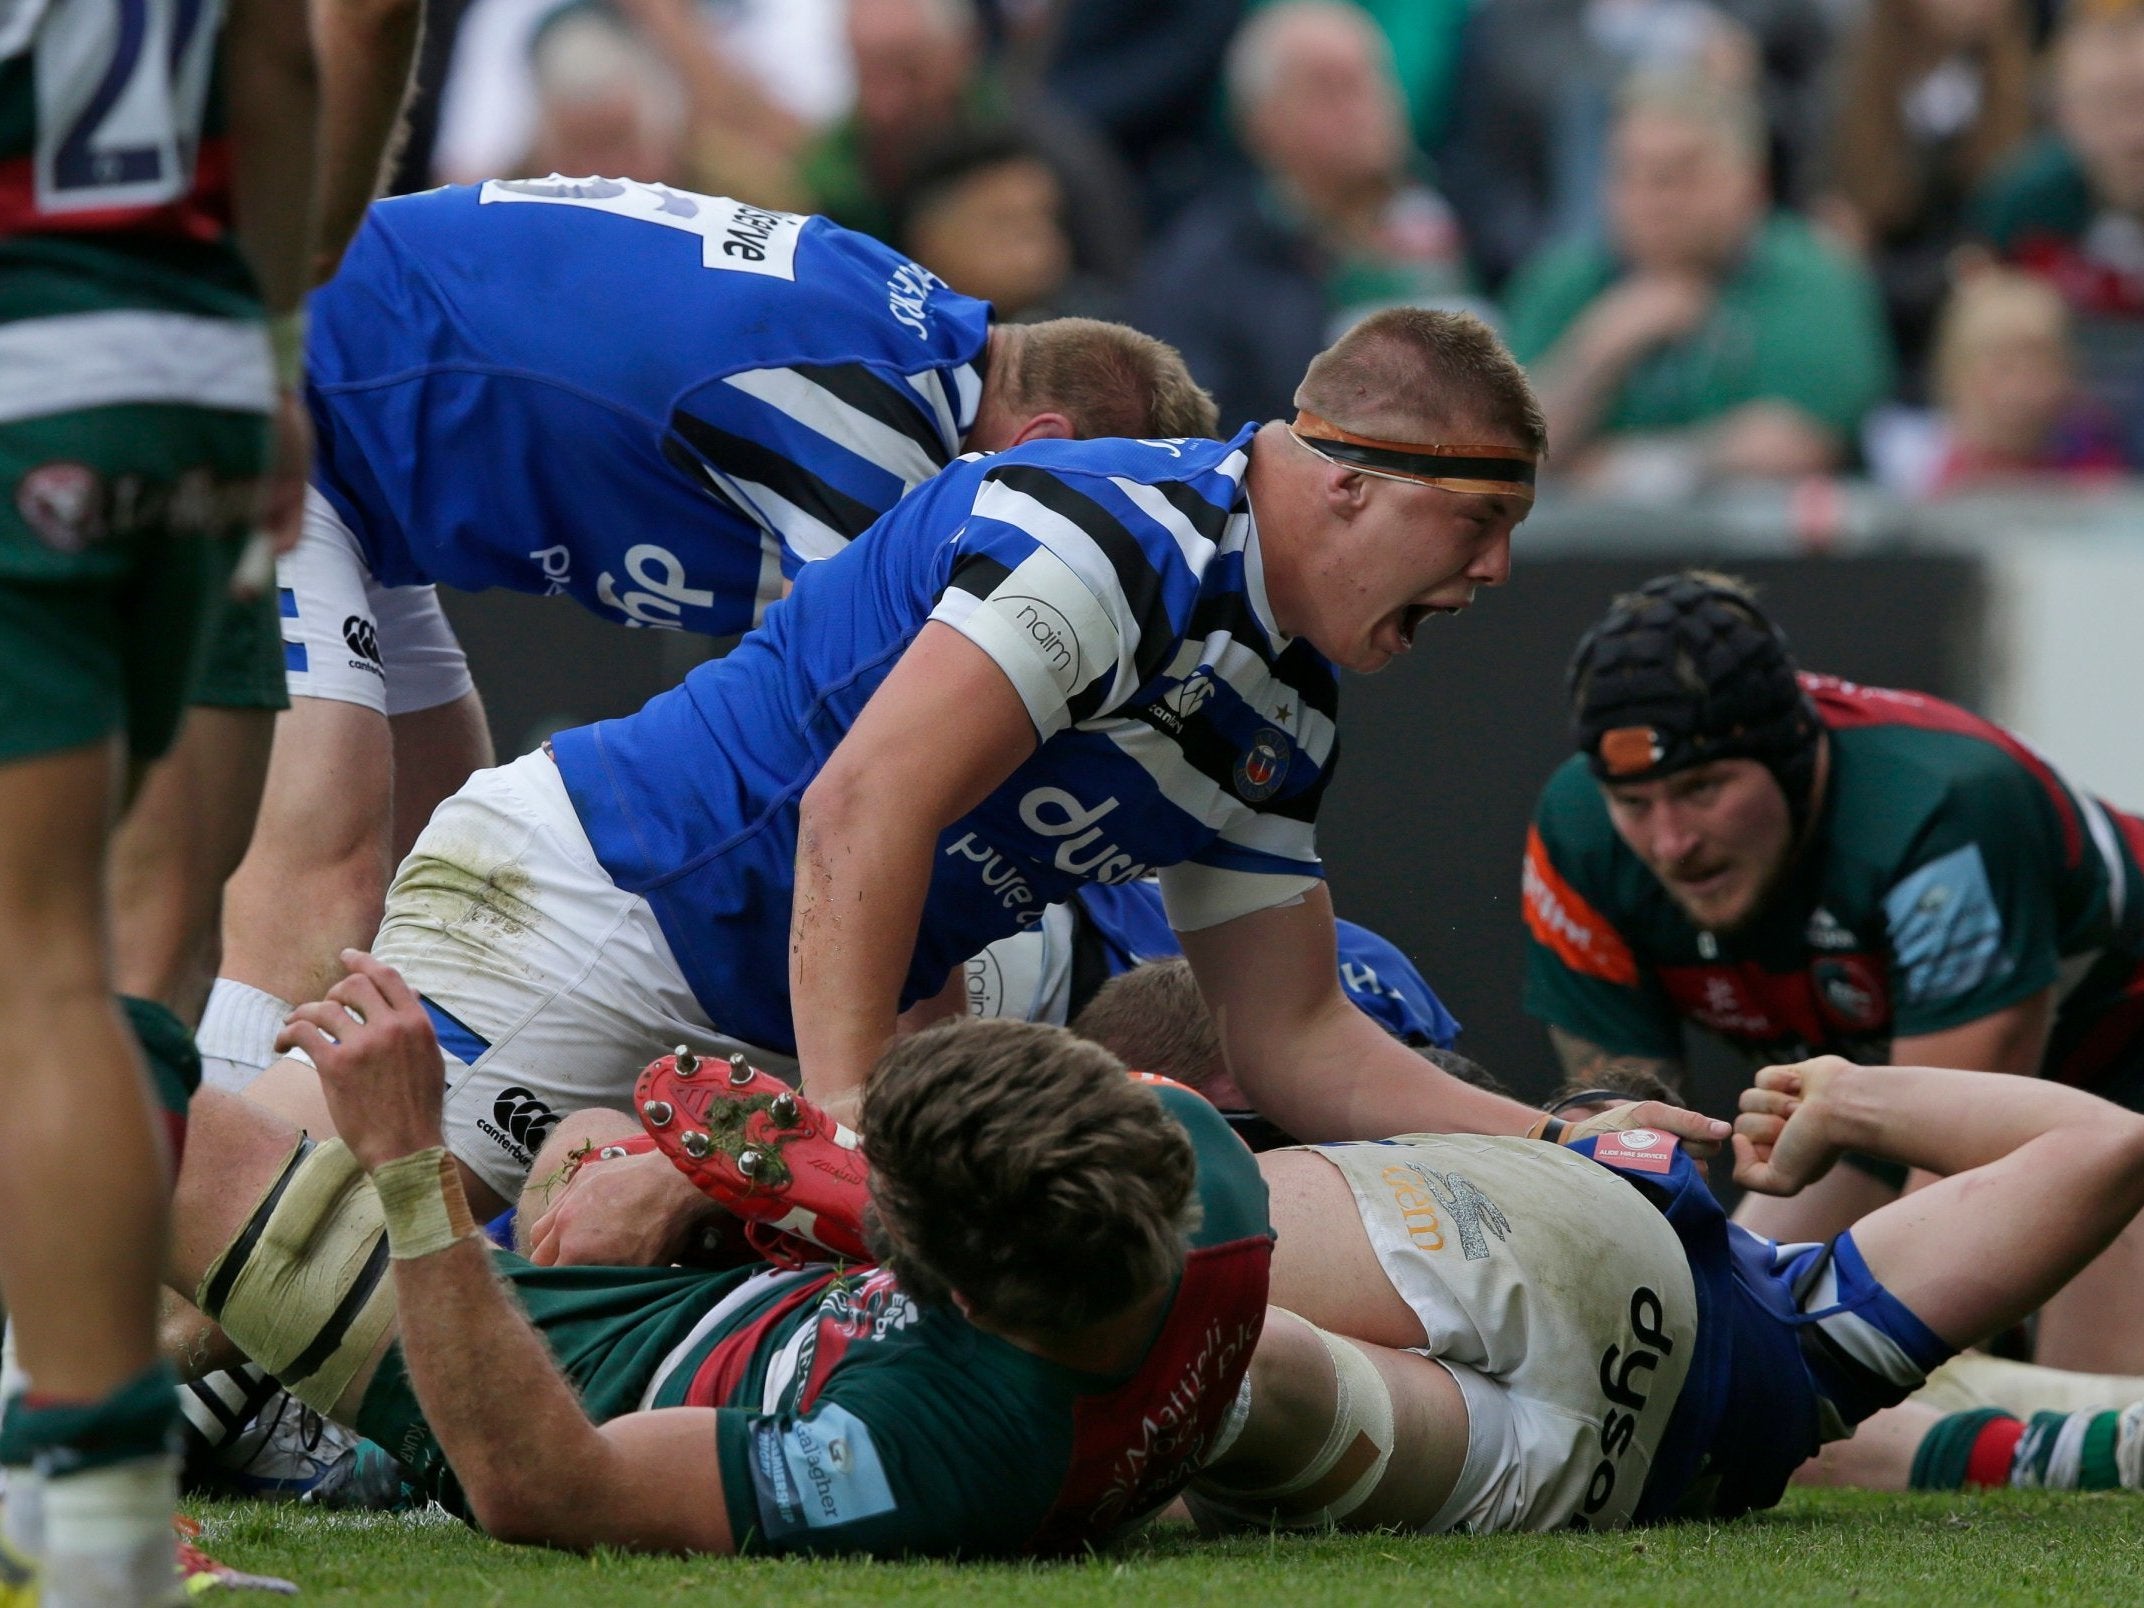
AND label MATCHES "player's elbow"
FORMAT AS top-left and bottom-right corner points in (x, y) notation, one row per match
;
(467, 1464), (594, 1550)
